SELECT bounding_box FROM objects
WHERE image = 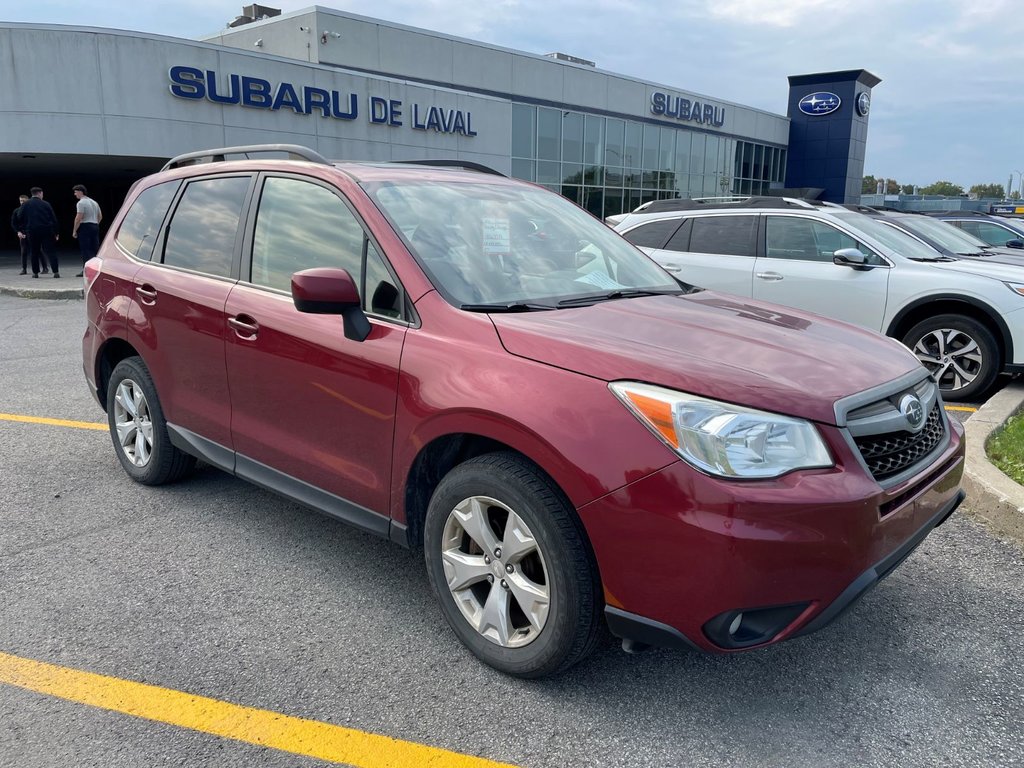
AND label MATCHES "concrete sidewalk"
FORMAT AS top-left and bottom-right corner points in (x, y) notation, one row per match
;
(1, 247), (1022, 545)
(0, 250), (84, 300)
